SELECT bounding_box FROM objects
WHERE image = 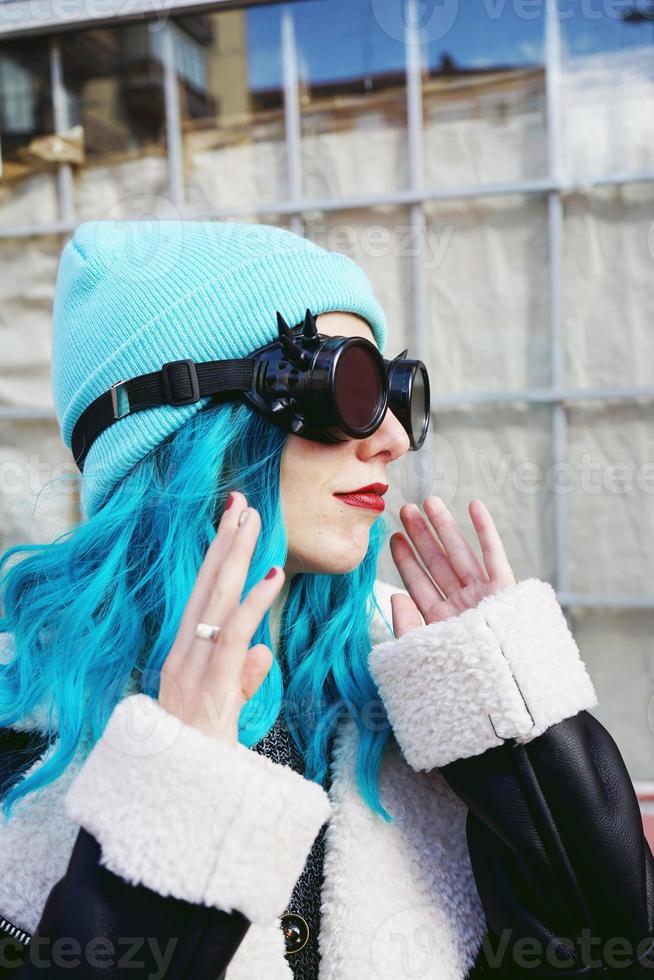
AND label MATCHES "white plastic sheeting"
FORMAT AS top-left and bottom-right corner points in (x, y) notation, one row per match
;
(0, 172), (58, 227)
(423, 69), (547, 187)
(570, 609), (654, 780)
(0, 236), (61, 410)
(73, 155), (169, 222)
(0, 419), (78, 547)
(567, 401), (654, 596)
(424, 194), (551, 393)
(564, 183), (654, 388)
